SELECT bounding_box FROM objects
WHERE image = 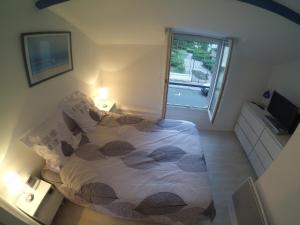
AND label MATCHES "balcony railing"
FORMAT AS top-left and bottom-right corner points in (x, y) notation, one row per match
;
(167, 84), (209, 109)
